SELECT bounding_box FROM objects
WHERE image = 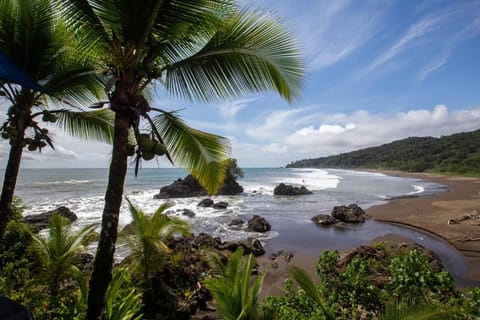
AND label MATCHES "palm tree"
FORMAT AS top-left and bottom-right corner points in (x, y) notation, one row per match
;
(204, 248), (267, 320)
(0, 0), (114, 240)
(30, 213), (97, 299)
(120, 198), (190, 284)
(56, 1), (304, 318)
